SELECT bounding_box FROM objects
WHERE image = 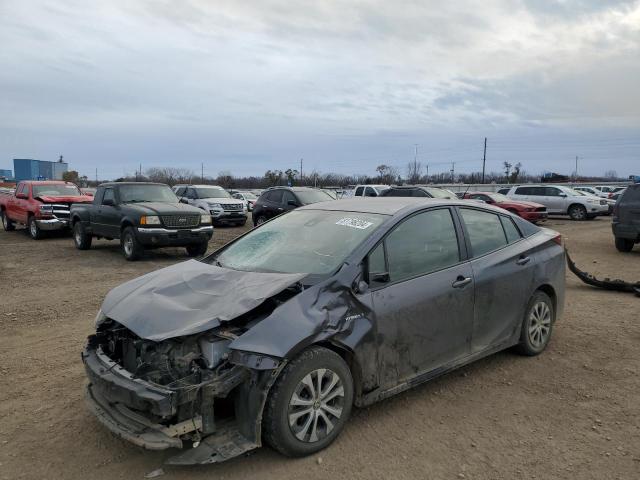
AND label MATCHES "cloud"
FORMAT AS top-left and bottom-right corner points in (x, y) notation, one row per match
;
(0, 0), (638, 177)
